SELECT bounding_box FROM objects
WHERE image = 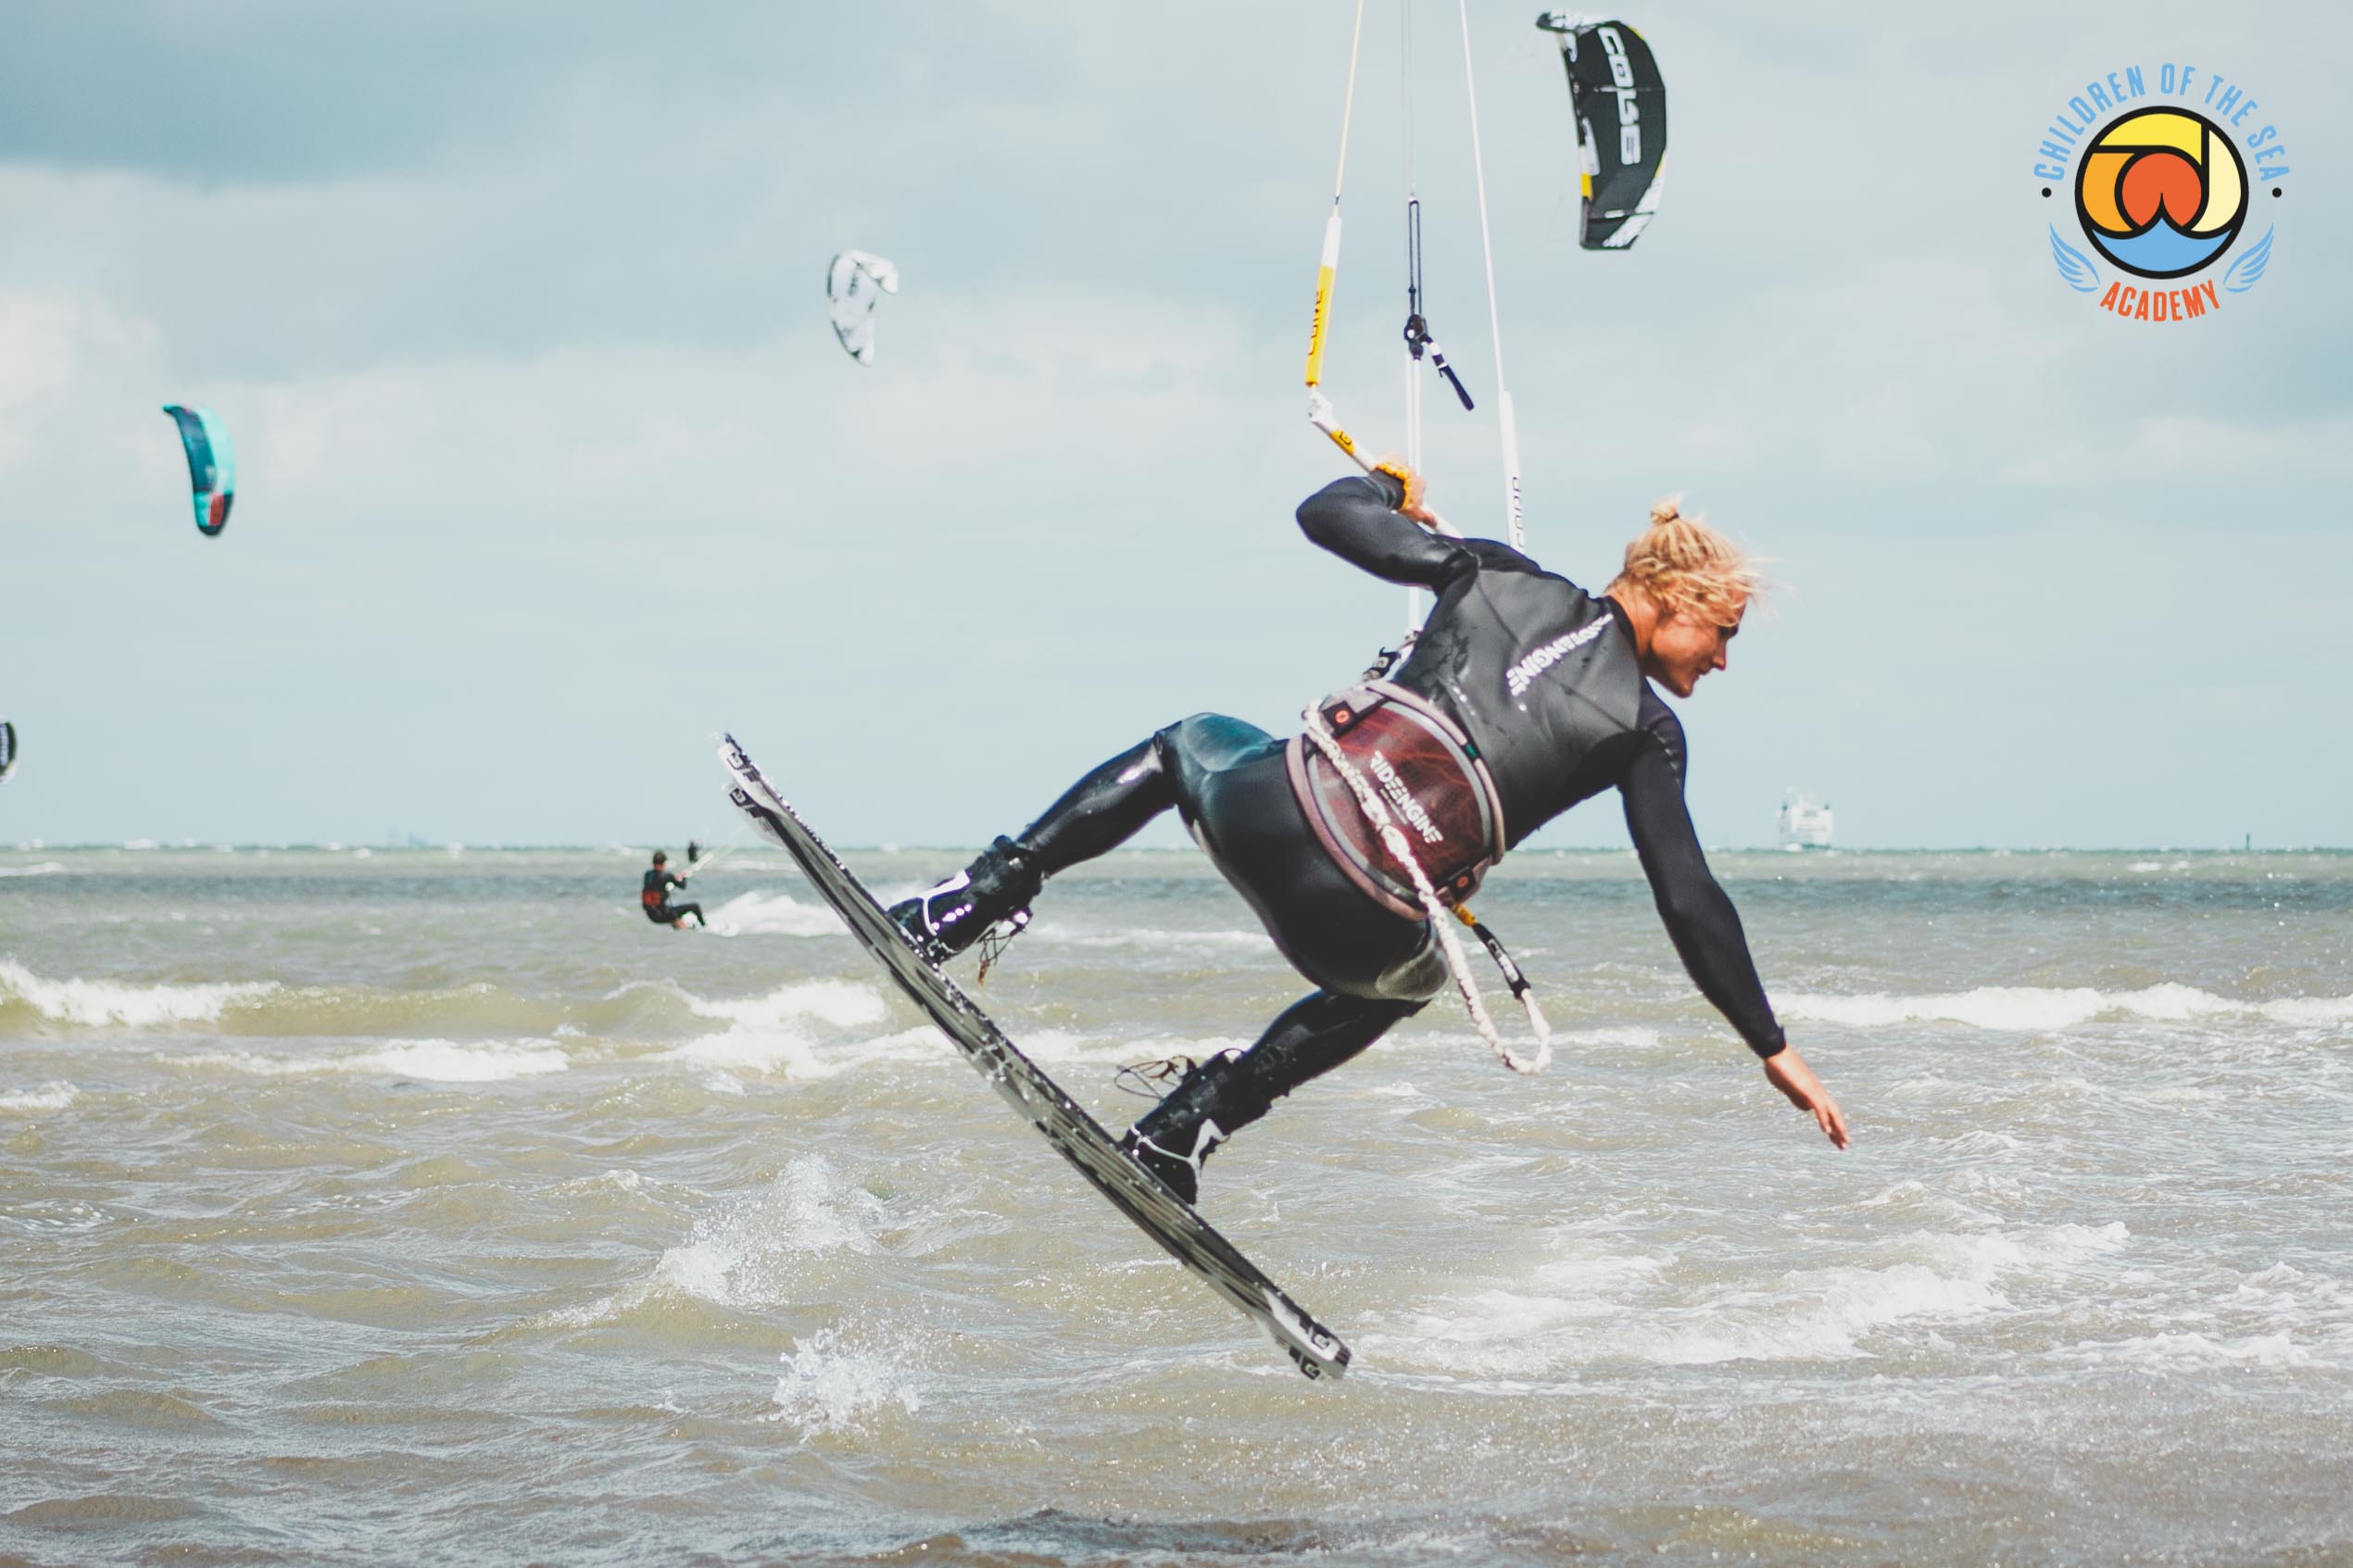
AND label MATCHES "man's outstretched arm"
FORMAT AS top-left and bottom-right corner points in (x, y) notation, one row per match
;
(1621, 741), (1848, 1148)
